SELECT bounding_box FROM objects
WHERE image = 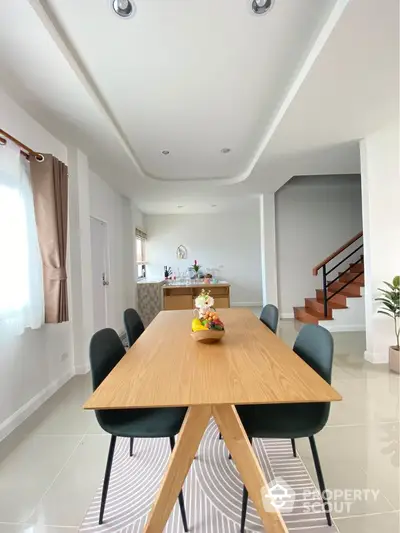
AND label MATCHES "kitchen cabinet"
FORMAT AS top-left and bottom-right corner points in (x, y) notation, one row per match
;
(163, 283), (231, 311)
